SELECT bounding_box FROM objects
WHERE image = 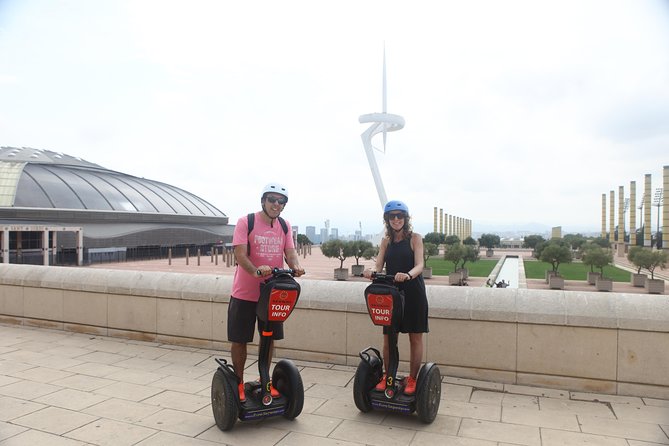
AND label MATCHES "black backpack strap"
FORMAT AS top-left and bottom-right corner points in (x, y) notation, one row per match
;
(247, 213), (254, 255)
(277, 216), (288, 234)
